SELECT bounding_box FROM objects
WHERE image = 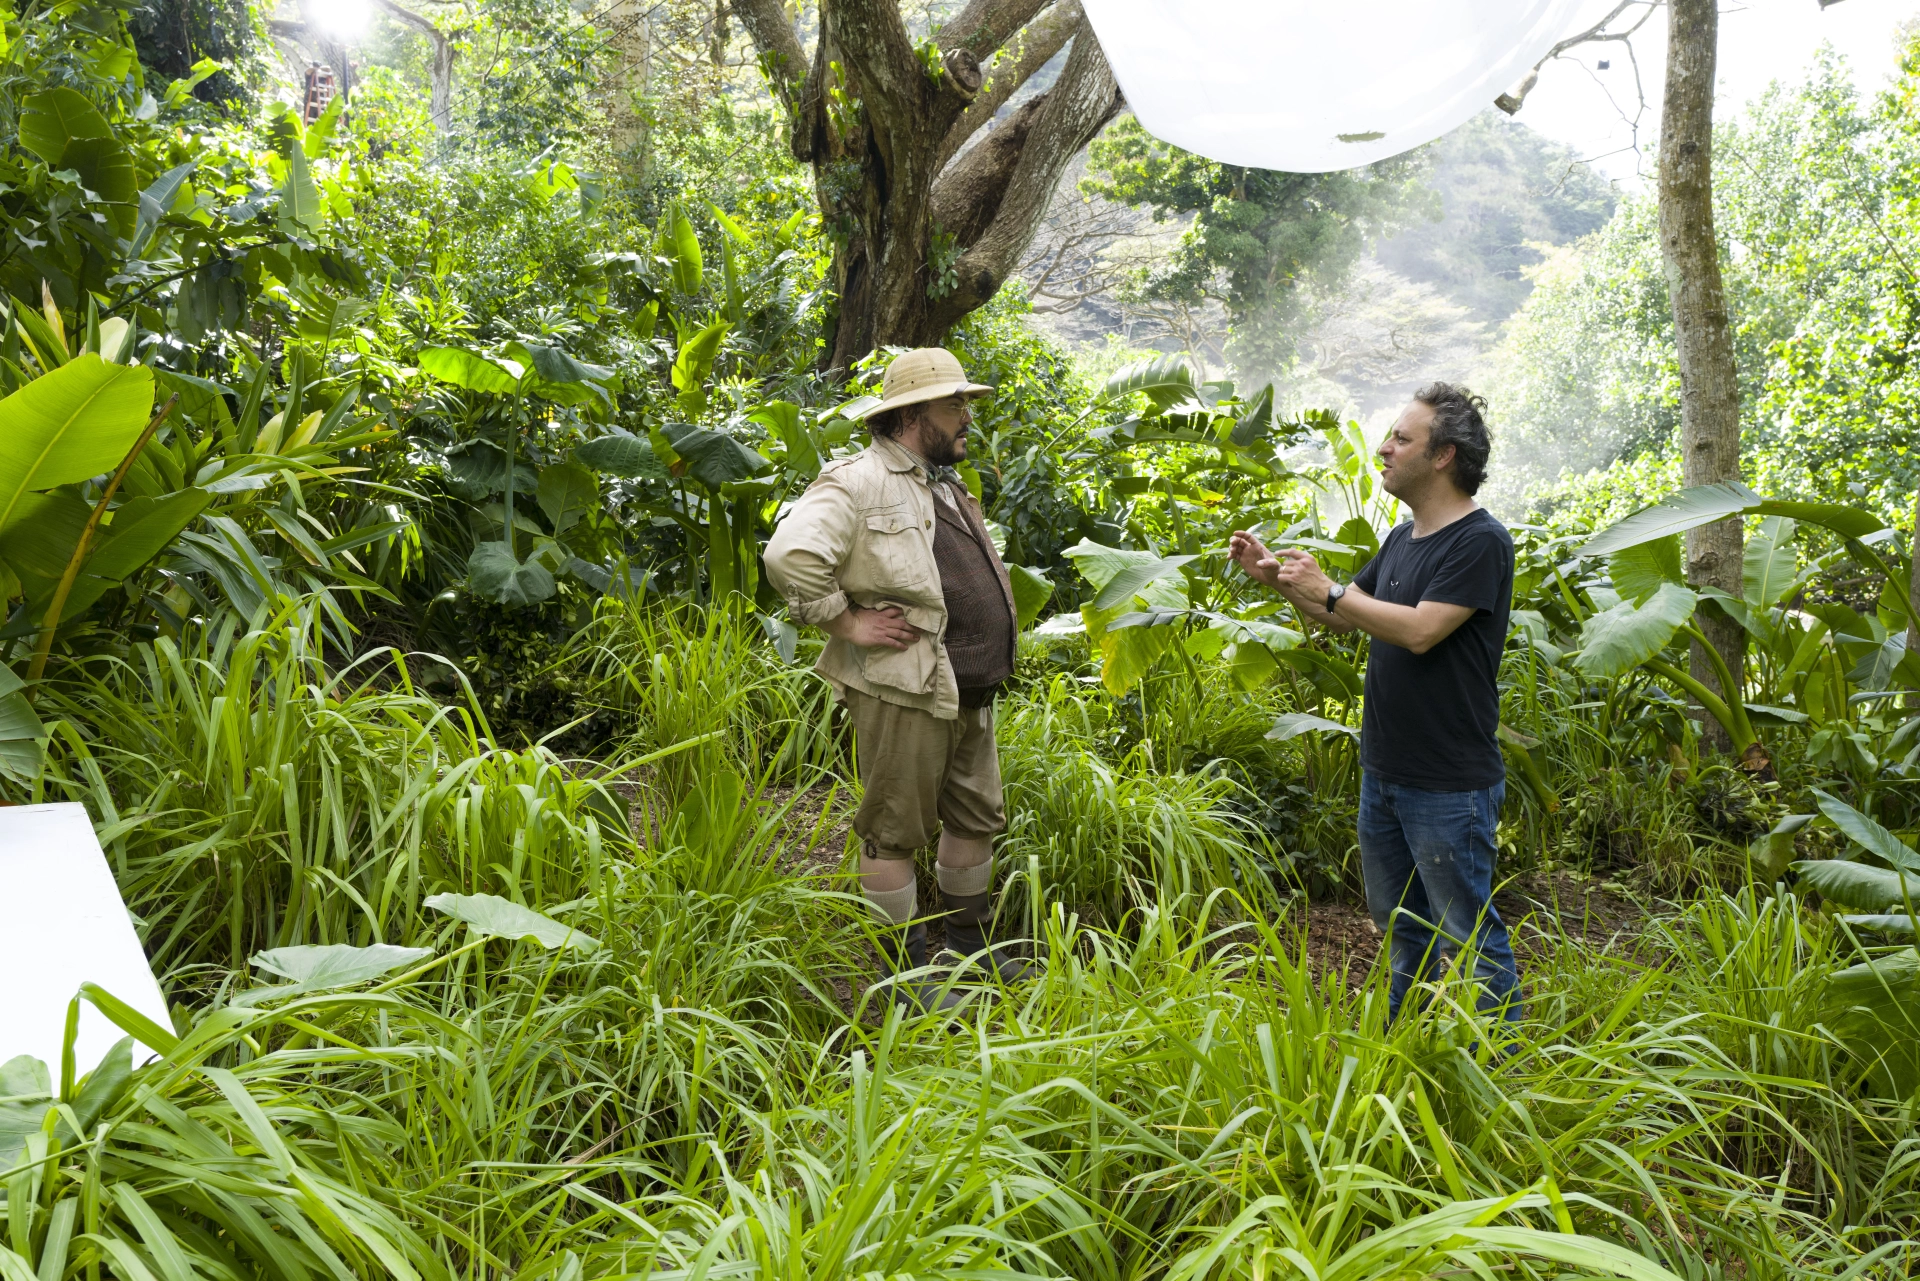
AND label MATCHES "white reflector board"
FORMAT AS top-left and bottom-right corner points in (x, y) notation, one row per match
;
(1081, 0), (1591, 172)
(0, 803), (173, 1074)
